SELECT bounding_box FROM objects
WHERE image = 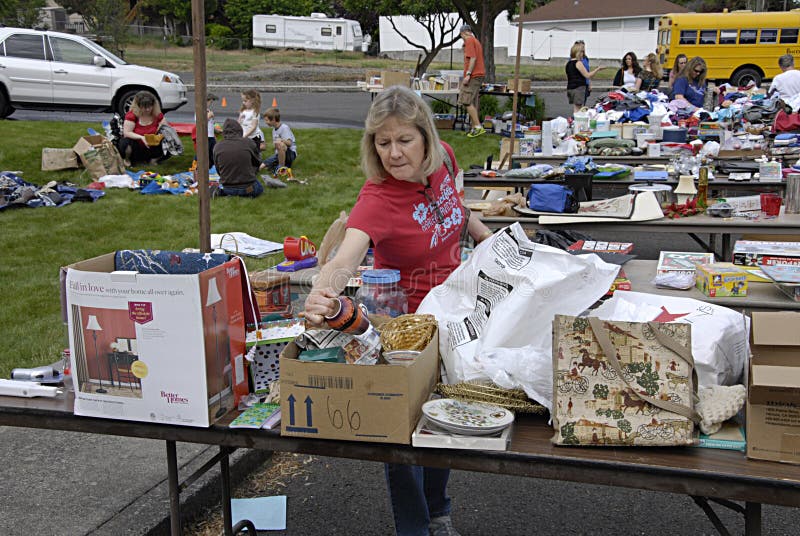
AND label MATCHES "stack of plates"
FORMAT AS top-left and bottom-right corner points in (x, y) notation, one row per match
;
(421, 399), (514, 436)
